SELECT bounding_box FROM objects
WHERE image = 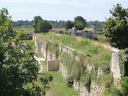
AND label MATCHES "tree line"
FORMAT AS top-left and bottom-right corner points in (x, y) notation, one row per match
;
(12, 19), (105, 29)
